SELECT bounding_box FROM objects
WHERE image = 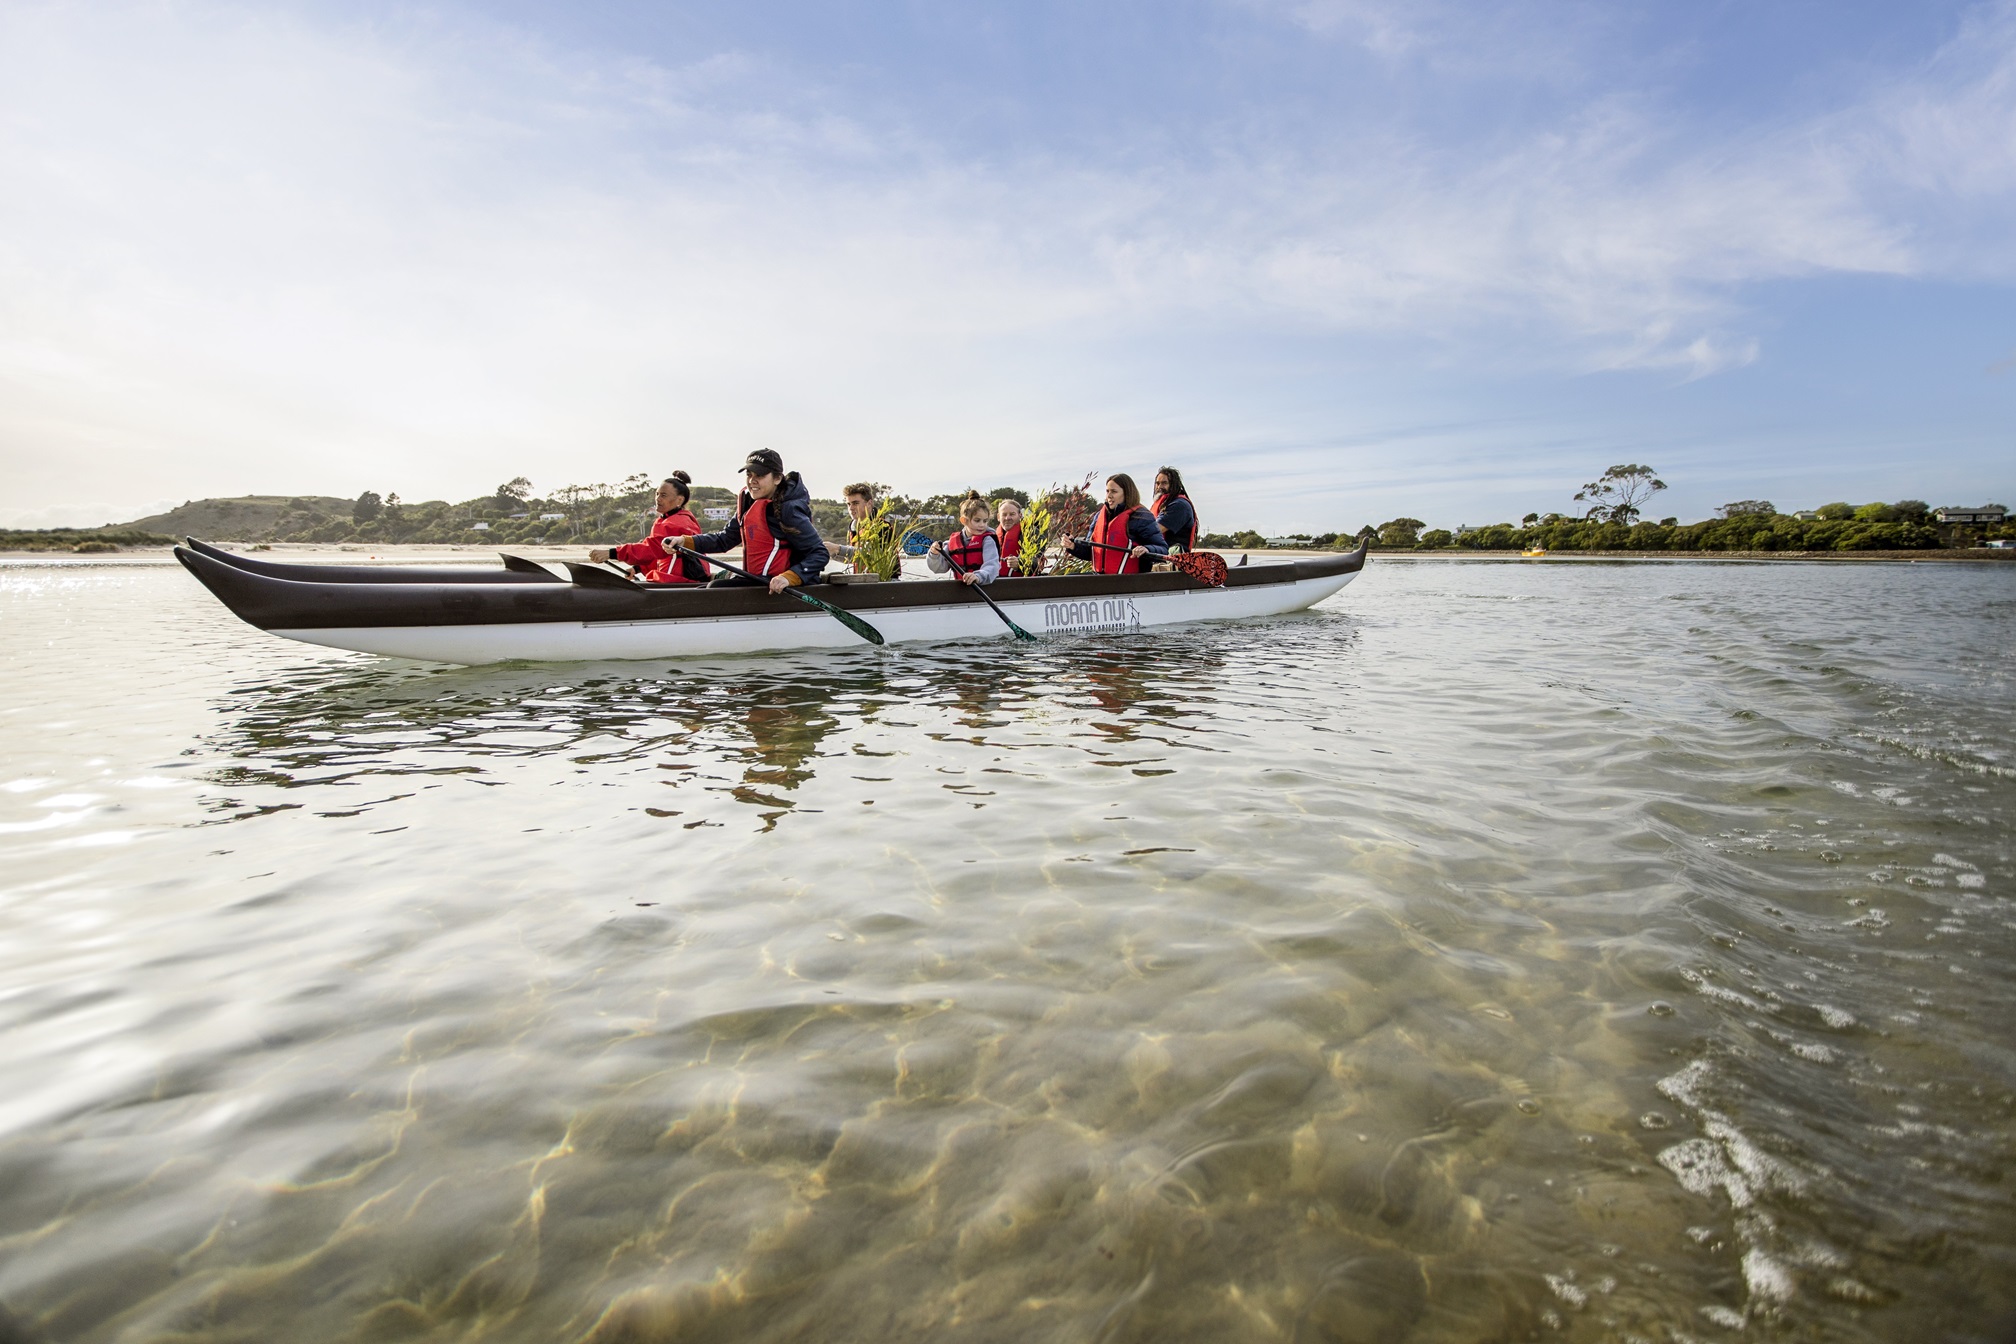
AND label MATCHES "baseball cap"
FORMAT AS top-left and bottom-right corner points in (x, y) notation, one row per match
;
(743, 449), (784, 476)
